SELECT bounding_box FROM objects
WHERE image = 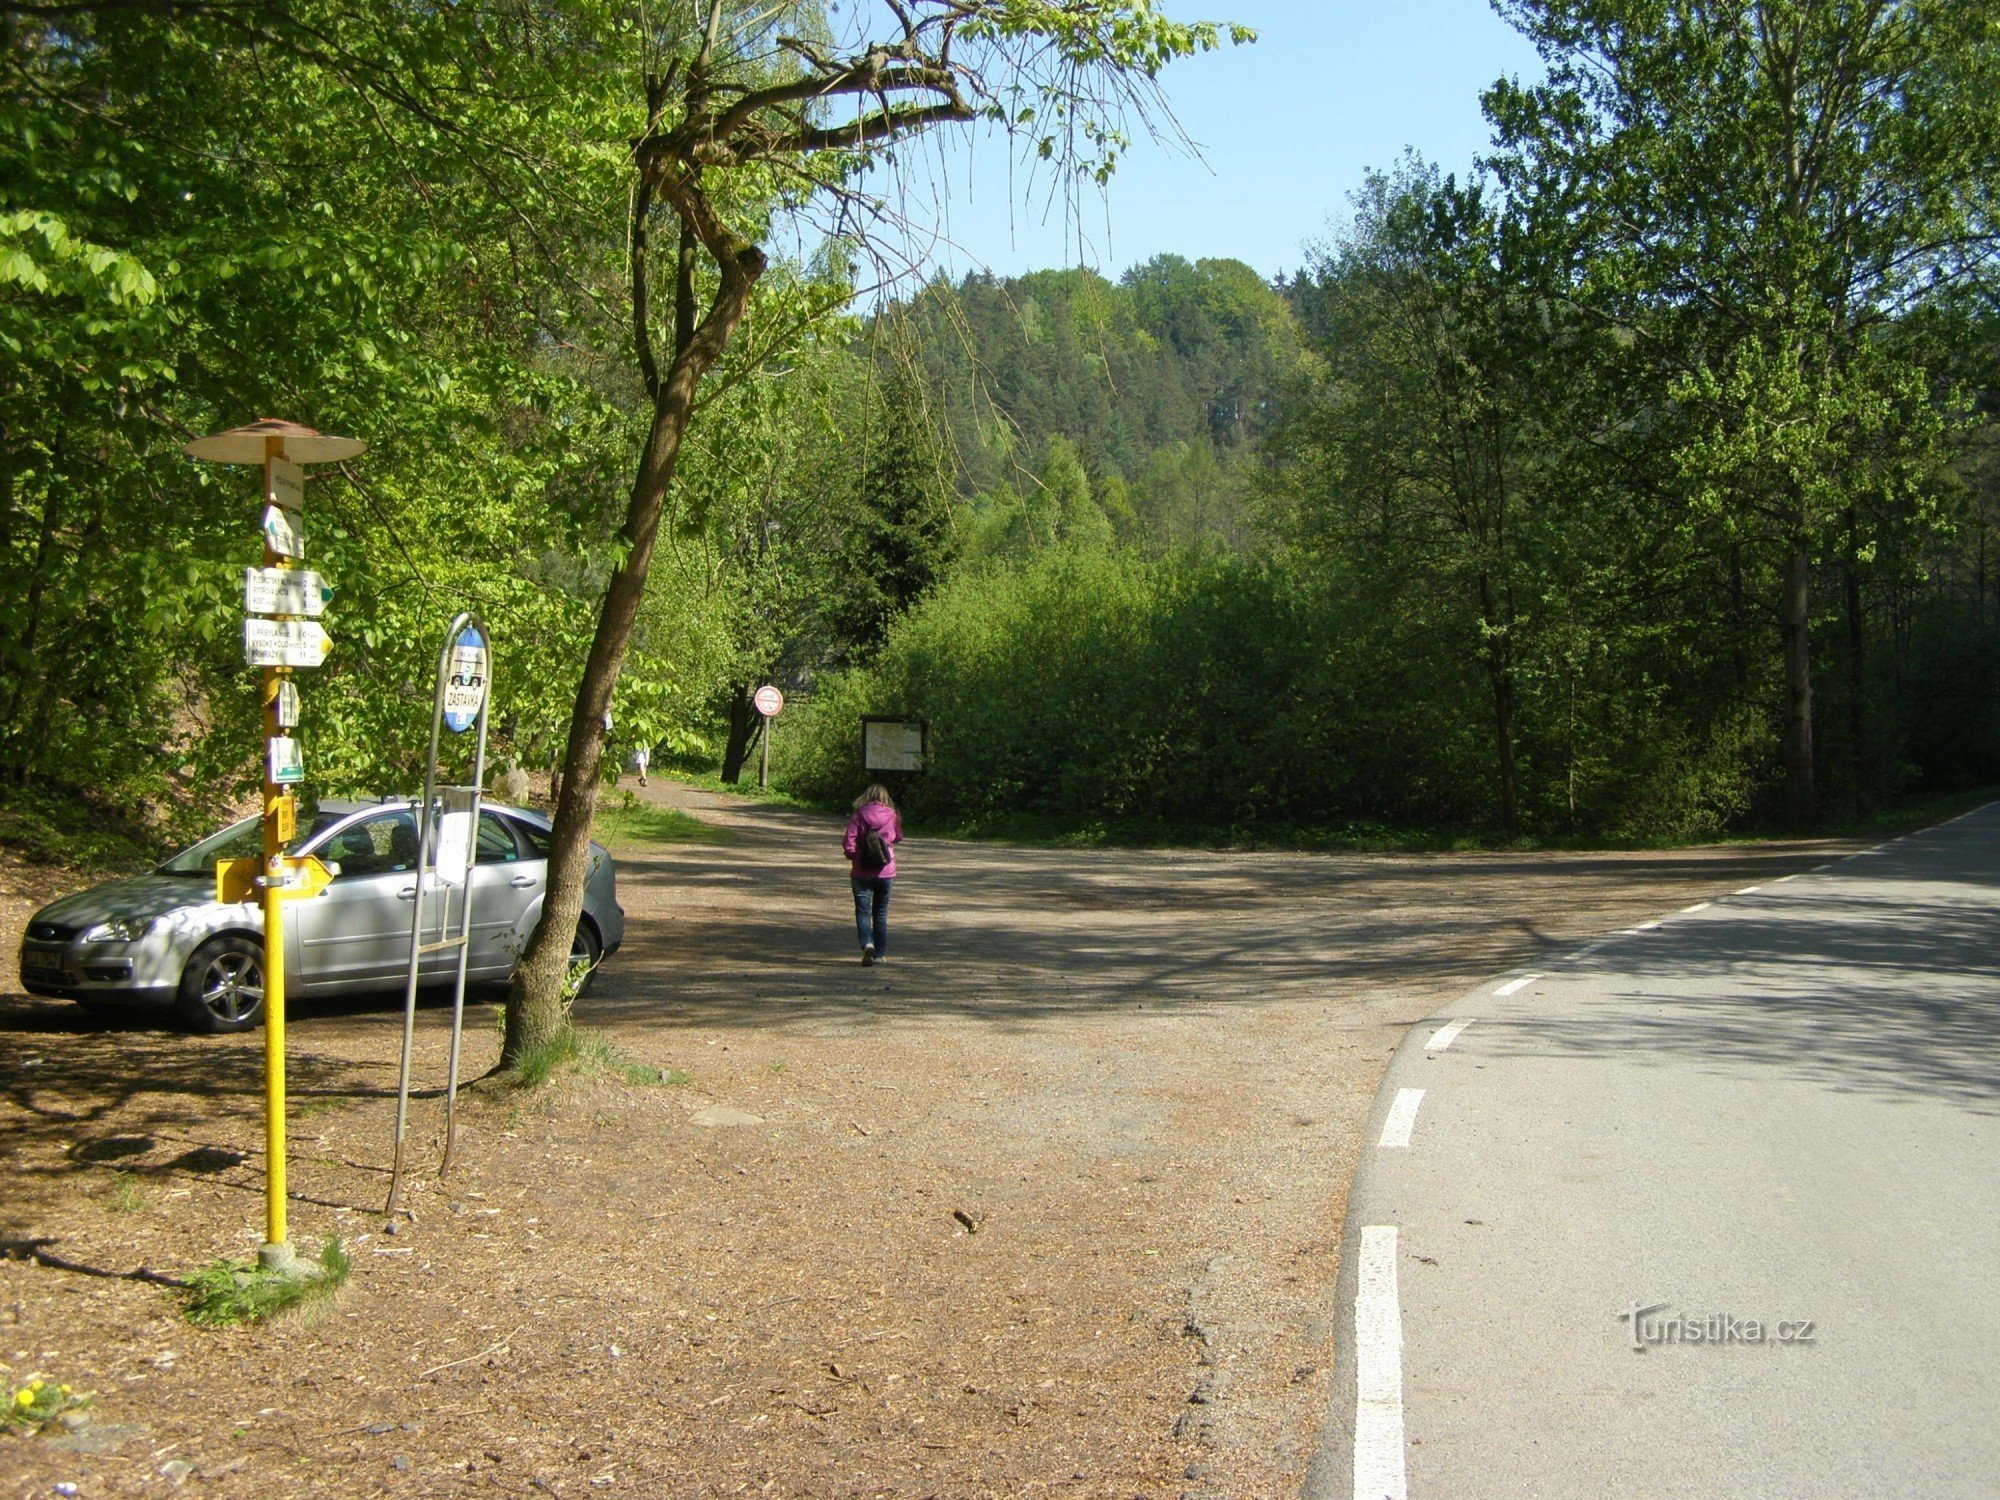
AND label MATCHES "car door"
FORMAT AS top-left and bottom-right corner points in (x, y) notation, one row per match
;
(433, 811), (541, 982)
(291, 810), (433, 994)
